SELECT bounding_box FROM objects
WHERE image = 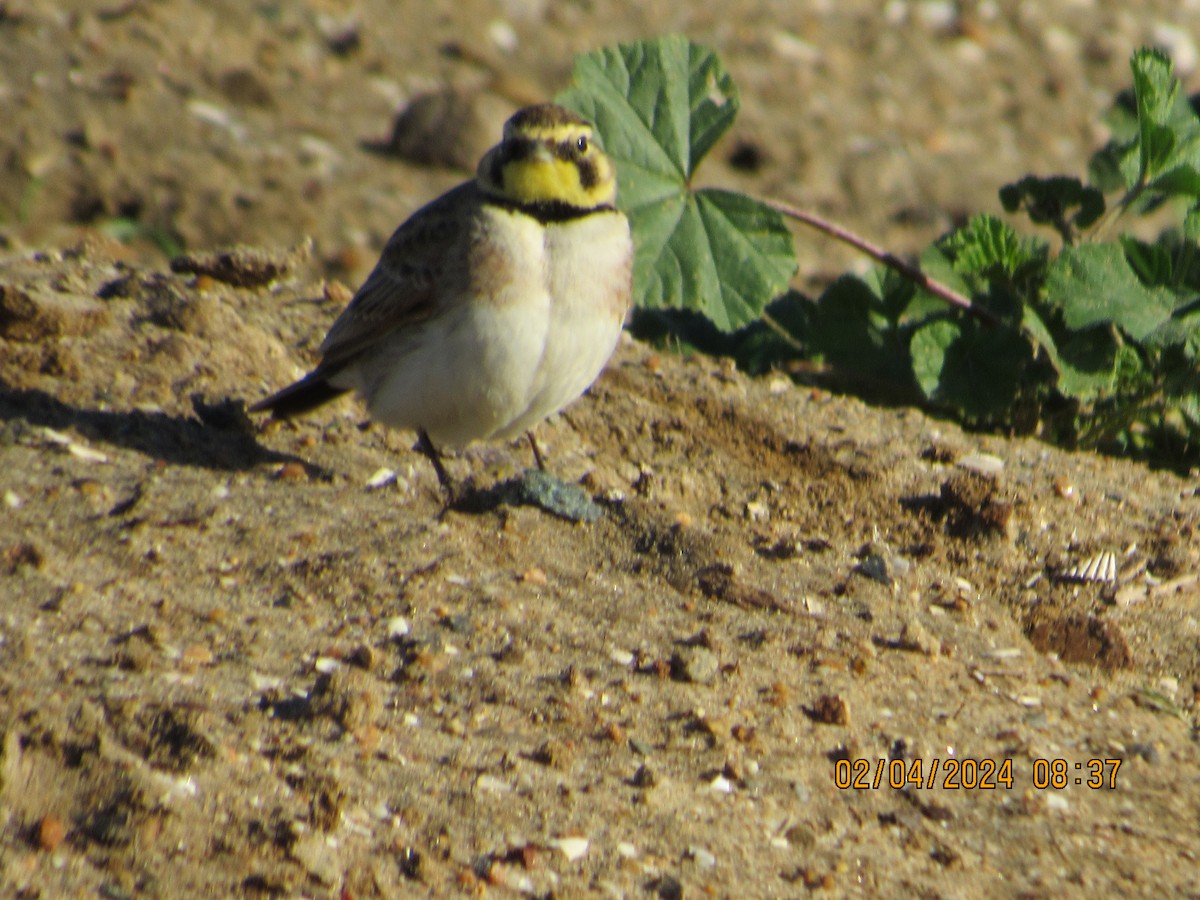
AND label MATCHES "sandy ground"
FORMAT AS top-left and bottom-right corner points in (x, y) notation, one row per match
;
(3, 1), (1200, 896)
